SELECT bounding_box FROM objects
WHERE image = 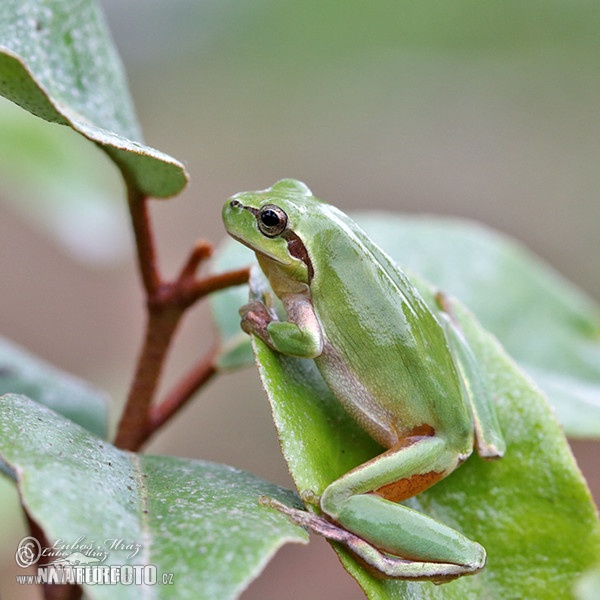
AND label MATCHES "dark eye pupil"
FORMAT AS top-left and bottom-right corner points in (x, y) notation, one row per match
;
(257, 204), (287, 237)
(261, 209), (280, 227)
